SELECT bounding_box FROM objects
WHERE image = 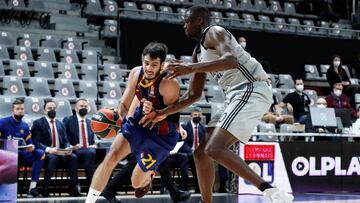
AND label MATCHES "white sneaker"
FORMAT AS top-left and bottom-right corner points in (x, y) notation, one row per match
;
(264, 188), (294, 203)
